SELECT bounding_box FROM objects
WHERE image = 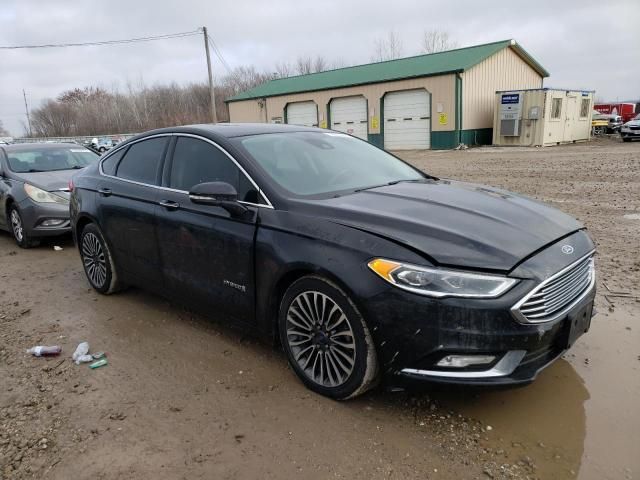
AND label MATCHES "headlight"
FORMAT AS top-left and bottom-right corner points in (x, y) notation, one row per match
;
(24, 184), (69, 204)
(368, 258), (517, 298)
